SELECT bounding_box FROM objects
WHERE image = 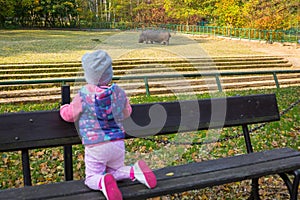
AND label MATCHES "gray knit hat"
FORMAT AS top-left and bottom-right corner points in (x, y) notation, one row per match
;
(81, 50), (113, 86)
